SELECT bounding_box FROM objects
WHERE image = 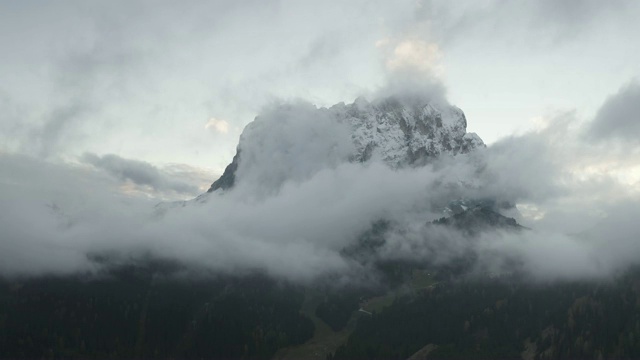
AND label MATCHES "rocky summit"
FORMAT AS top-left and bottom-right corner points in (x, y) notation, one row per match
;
(208, 96), (484, 193)
(332, 96), (484, 165)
